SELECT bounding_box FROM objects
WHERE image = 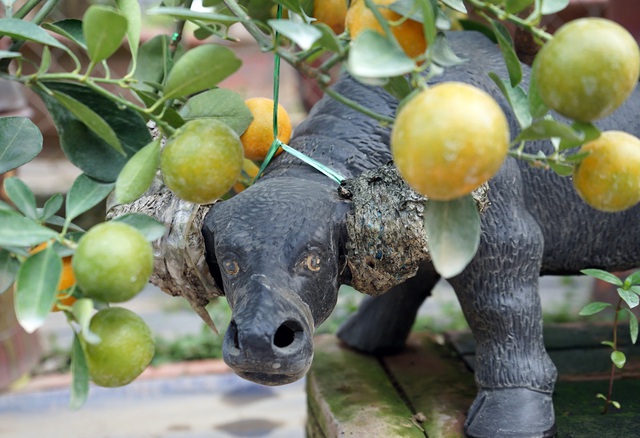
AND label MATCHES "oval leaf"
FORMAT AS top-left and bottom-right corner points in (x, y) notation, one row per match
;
(146, 7), (240, 24)
(163, 44), (242, 100)
(541, 0), (570, 15)
(581, 268), (624, 286)
(623, 308), (639, 344)
(115, 139), (160, 204)
(578, 301), (612, 316)
(72, 298), (101, 344)
(490, 19), (522, 87)
(0, 249), (19, 295)
(624, 270), (640, 286)
(611, 350), (626, 369)
(618, 288), (640, 309)
(65, 173), (115, 222)
(116, 0), (141, 62)
(83, 5), (128, 63)
(424, 195), (481, 279)
(0, 18), (66, 49)
(51, 90), (124, 156)
(488, 72), (532, 129)
(34, 82), (151, 182)
(0, 117), (43, 174)
(179, 89), (253, 134)
(111, 212), (166, 241)
(132, 35), (171, 93)
(0, 210), (58, 247)
(516, 119), (584, 143)
(3, 176), (37, 219)
(14, 245), (62, 333)
(268, 19), (322, 50)
(39, 193), (64, 221)
(42, 19), (86, 48)
(347, 30), (415, 79)
(70, 333), (90, 410)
